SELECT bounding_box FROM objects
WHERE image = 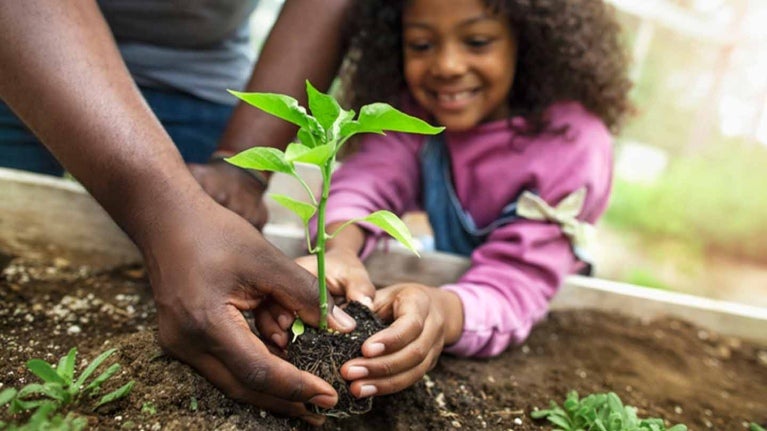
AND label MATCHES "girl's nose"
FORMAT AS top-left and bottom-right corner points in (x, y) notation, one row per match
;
(431, 45), (467, 78)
